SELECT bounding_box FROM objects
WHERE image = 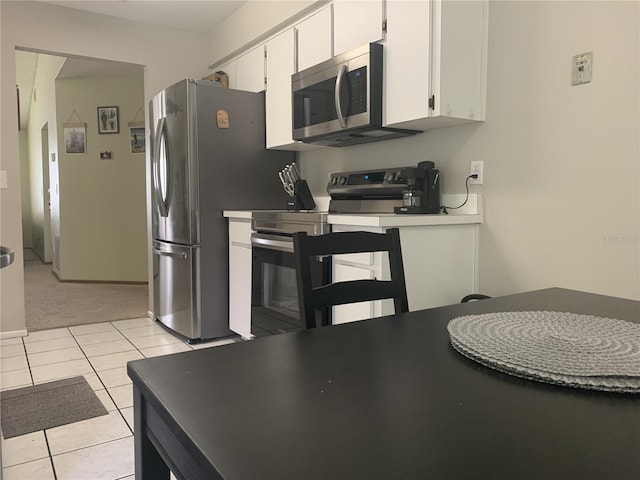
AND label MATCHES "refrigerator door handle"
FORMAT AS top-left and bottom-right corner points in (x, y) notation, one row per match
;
(152, 247), (188, 259)
(153, 117), (170, 218)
